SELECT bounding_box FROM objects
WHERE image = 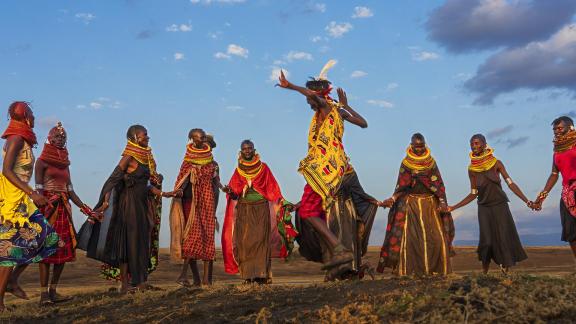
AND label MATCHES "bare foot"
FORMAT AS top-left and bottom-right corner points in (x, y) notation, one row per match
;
(6, 284), (29, 300)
